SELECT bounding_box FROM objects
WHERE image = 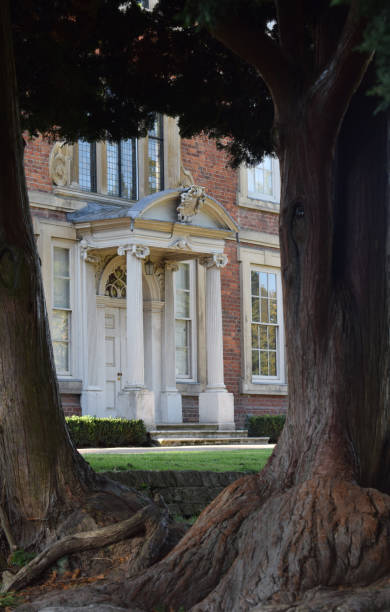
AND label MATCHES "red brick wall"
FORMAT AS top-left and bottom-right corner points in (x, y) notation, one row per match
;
(61, 394), (82, 417)
(24, 134), (52, 193)
(182, 396), (199, 423)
